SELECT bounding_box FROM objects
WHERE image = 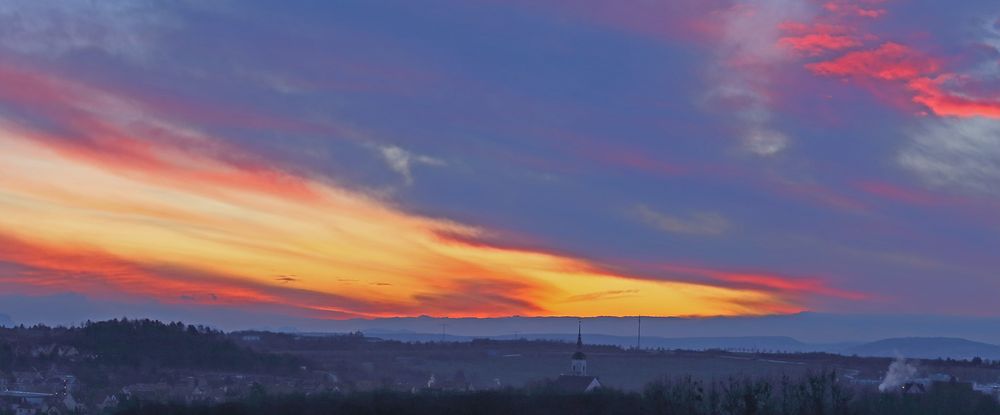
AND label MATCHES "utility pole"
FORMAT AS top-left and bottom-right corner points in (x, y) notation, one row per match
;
(637, 315), (642, 351)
